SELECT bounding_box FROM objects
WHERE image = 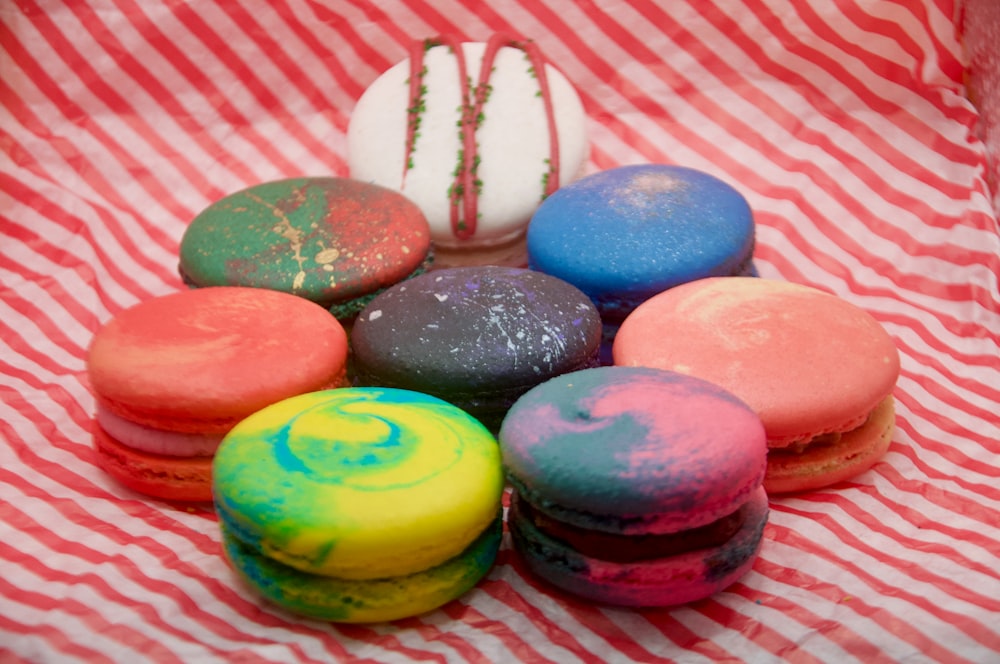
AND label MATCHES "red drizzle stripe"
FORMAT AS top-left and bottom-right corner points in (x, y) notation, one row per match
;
(403, 33), (561, 239)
